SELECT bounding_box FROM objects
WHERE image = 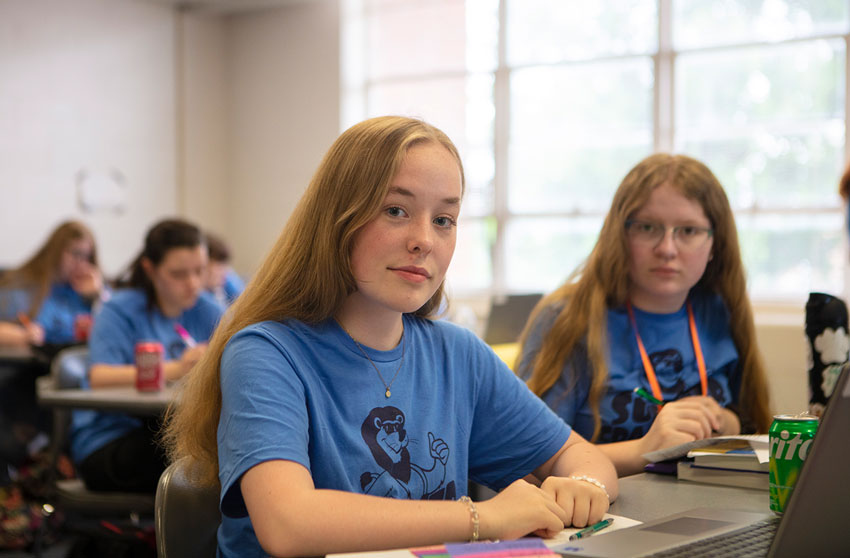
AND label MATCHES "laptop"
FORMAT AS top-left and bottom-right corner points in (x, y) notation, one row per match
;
(556, 362), (850, 558)
(482, 293), (543, 345)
